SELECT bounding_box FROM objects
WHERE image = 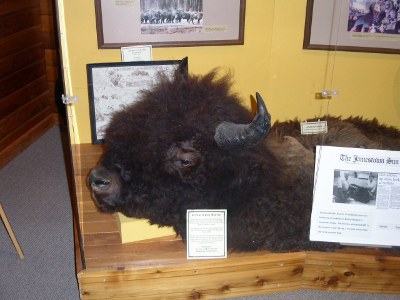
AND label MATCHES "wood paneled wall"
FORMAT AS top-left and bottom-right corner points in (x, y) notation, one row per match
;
(40, 0), (62, 116)
(0, 0), (61, 169)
